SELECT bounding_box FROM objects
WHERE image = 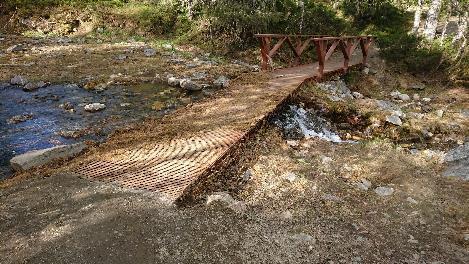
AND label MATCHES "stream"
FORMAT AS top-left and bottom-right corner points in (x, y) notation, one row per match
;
(0, 82), (207, 180)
